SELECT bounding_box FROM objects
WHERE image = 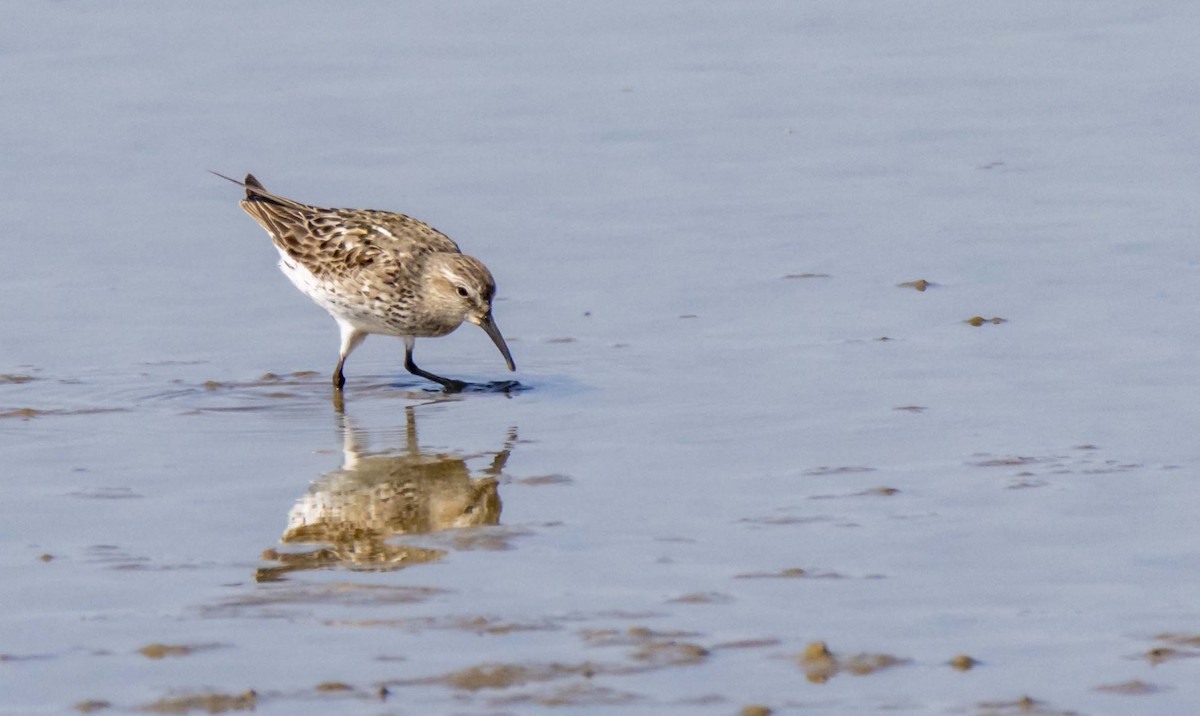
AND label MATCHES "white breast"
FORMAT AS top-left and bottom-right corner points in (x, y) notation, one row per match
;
(276, 250), (405, 336)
